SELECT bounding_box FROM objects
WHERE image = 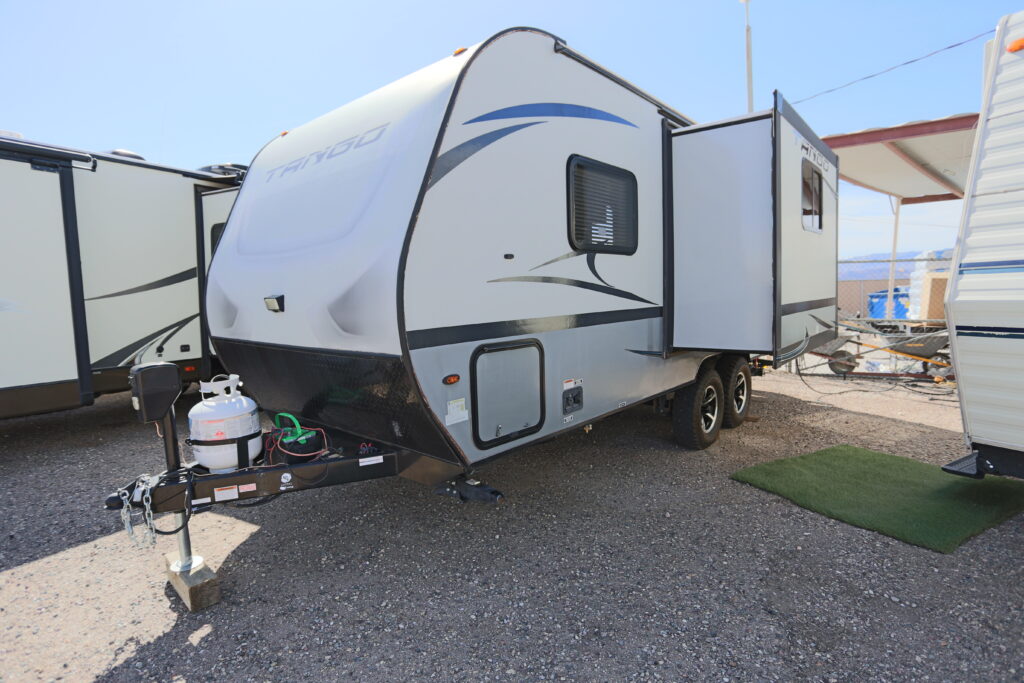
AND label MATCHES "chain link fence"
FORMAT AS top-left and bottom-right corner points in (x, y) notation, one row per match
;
(790, 250), (956, 377)
(838, 251), (953, 323)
